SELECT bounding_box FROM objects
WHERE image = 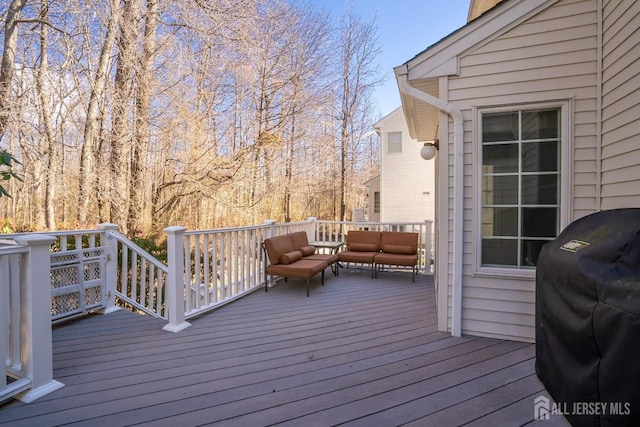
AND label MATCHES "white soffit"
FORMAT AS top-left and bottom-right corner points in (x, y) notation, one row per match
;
(412, 78), (440, 142)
